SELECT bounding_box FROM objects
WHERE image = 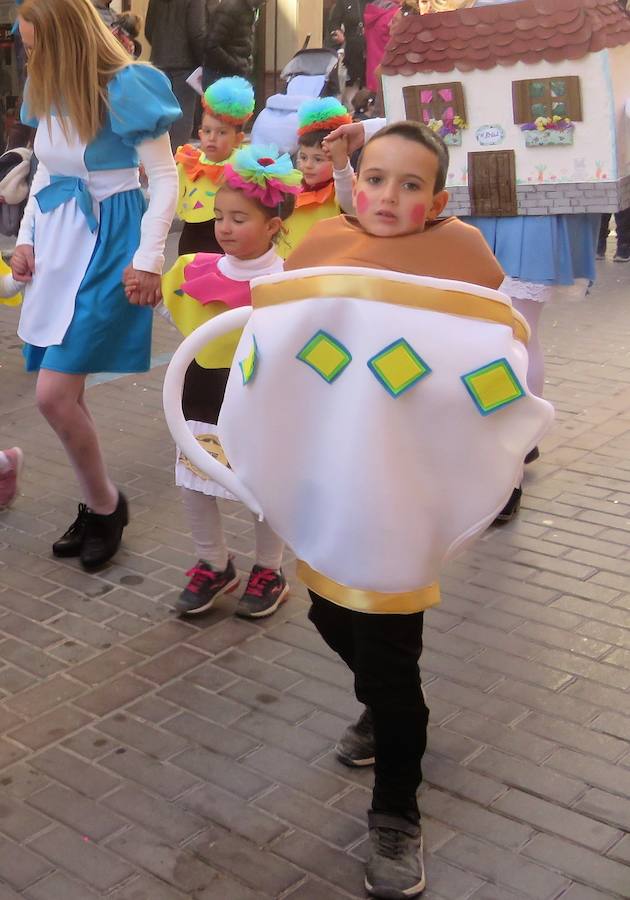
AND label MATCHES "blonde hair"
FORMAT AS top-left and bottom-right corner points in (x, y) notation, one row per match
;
(20, 0), (134, 143)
